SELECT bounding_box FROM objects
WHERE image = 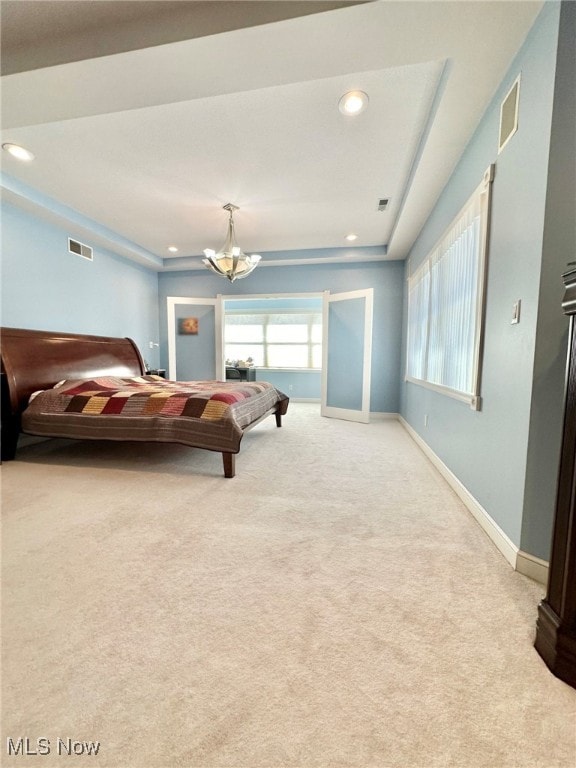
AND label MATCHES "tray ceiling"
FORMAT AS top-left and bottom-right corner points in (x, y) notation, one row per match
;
(0, 1), (544, 270)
